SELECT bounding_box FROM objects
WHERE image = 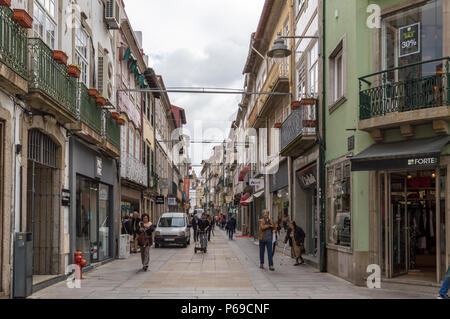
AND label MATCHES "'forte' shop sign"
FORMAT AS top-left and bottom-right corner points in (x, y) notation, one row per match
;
(399, 23), (420, 58)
